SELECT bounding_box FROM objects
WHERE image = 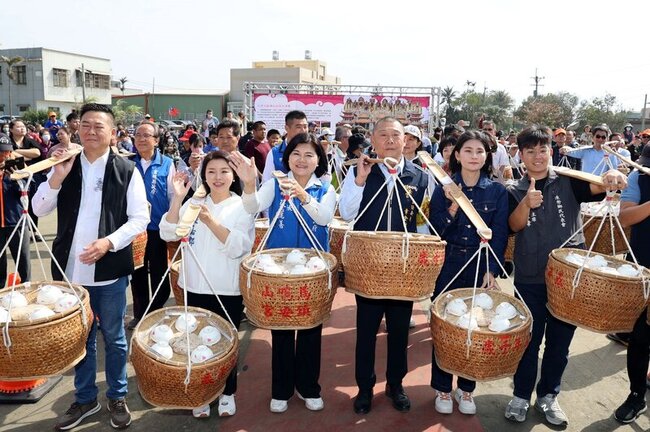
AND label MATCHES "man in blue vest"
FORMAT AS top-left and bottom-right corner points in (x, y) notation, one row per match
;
(33, 103), (149, 431)
(614, 144), (650, 424)
(339, 117), (429, 415)
(127, 121), (176, 330)
(261, 111), (308, 182)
